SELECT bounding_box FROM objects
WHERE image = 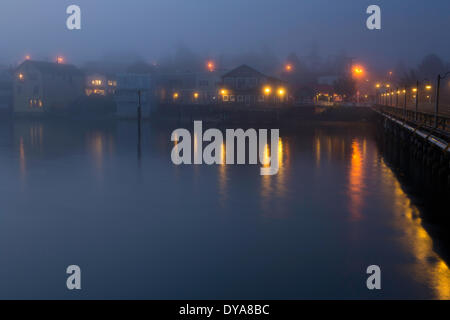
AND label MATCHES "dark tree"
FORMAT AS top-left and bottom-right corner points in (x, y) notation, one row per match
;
(418, 54), (445, 79)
